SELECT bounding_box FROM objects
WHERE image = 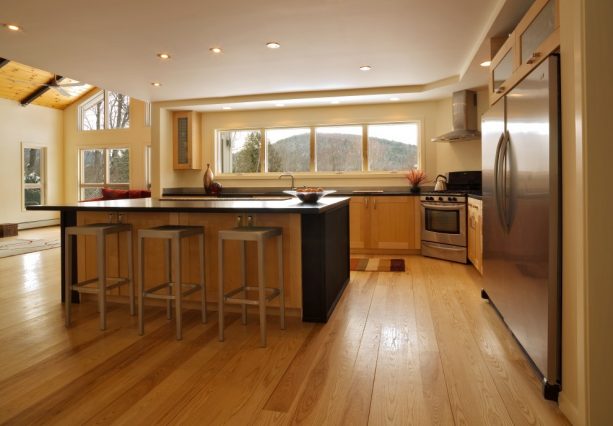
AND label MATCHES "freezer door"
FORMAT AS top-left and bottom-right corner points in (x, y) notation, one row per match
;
(481, 98), (508, 314)
(504, 56), (560, 382)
